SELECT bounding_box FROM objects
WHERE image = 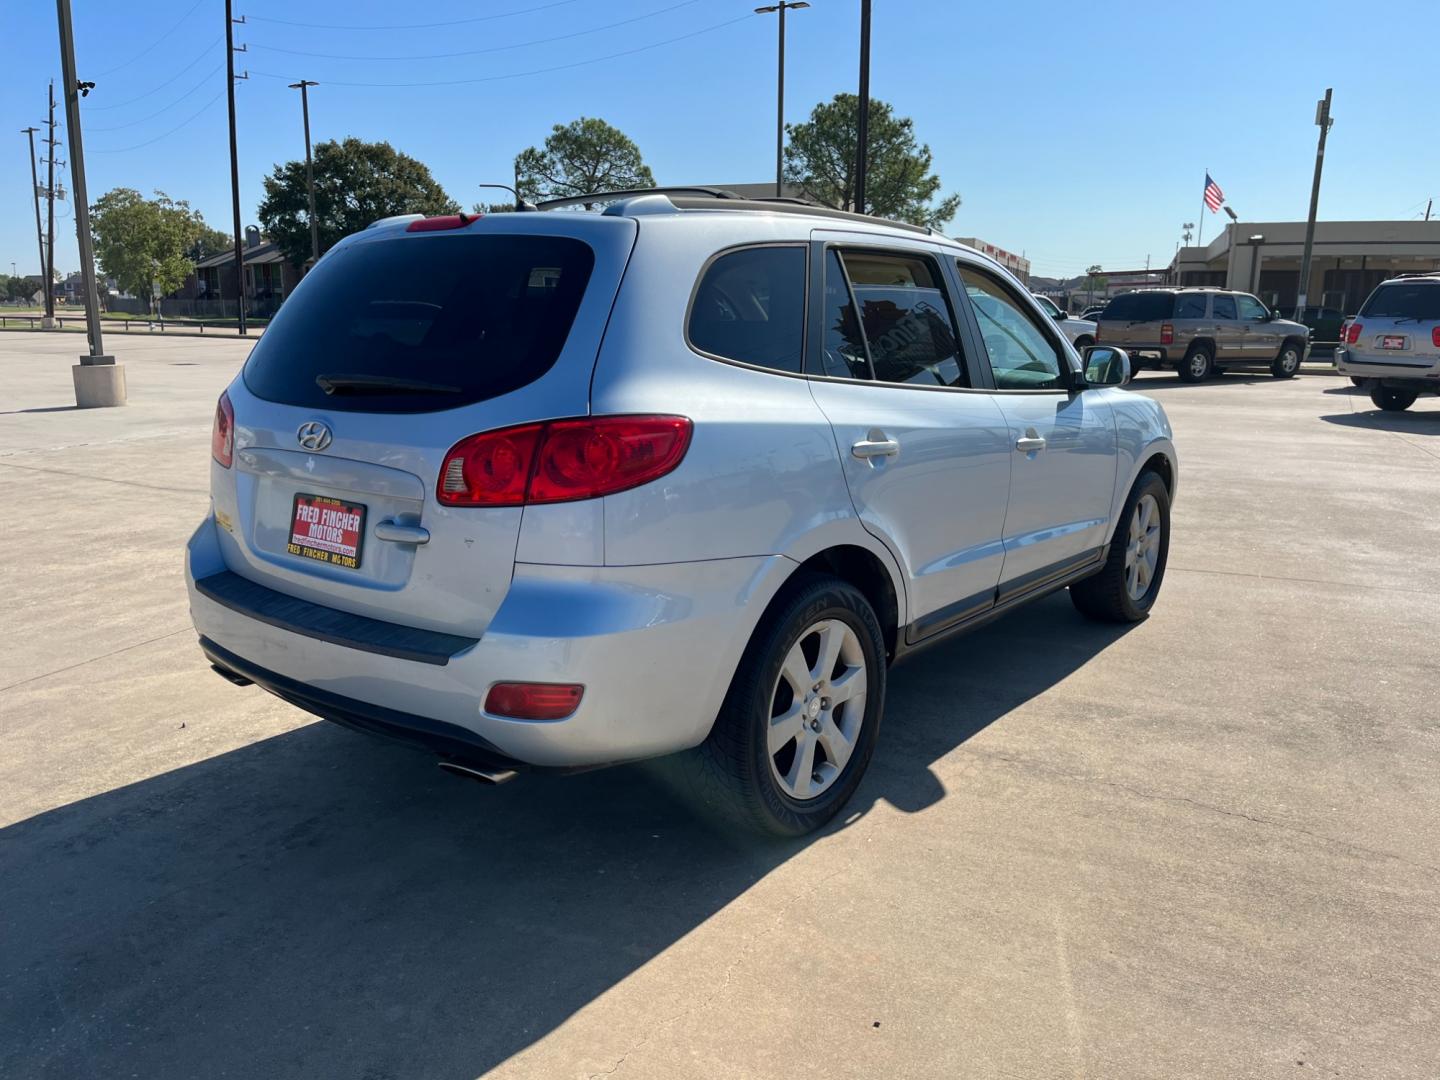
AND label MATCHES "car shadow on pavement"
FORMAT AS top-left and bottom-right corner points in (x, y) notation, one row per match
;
(0, 592), (1133, 1079)
(1319, 410), (1440, 435)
